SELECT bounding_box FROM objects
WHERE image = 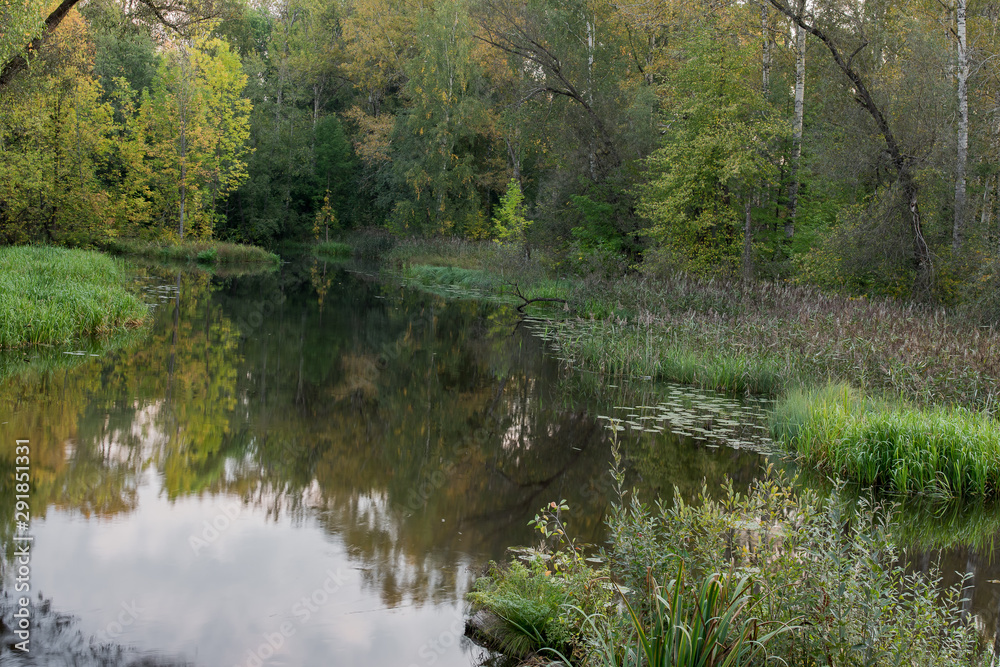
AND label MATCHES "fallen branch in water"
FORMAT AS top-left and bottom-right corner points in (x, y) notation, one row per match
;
(508, 282), (568, 313)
